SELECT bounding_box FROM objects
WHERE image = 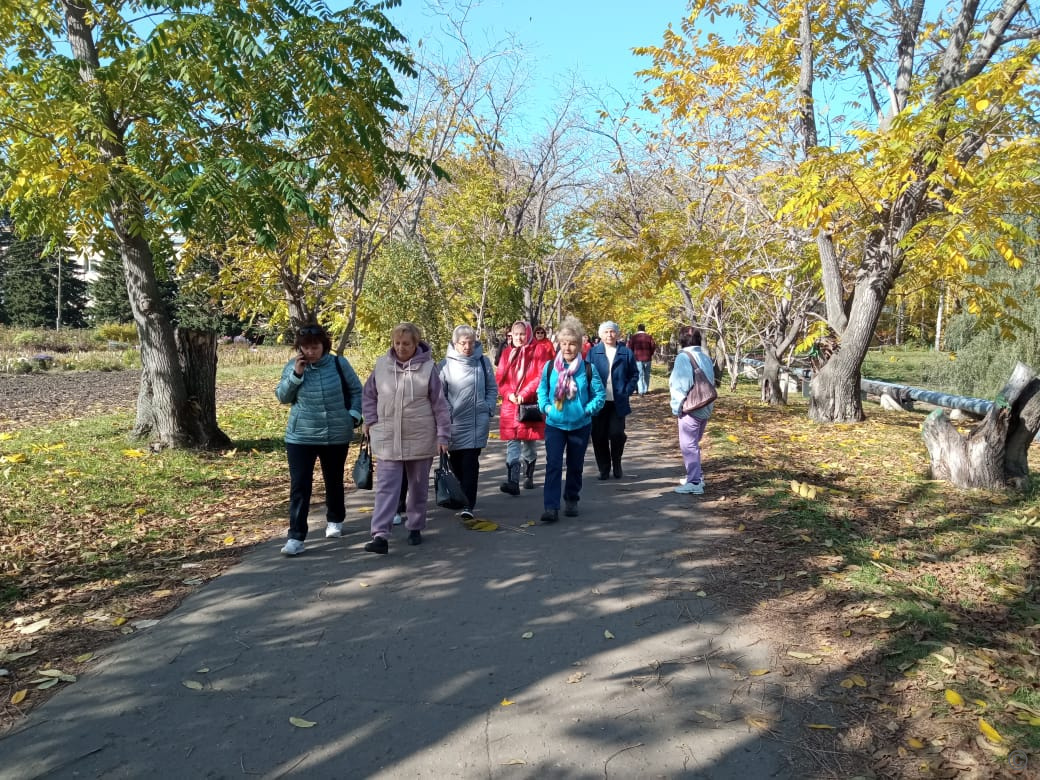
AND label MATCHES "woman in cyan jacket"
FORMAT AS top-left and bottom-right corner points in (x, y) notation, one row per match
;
(275, 324), (363, 556)
(588, 320), (639, 480)
(536, 316), (606, 523)
(362, 322), (451, 554)
(438, 325), (498, 519)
